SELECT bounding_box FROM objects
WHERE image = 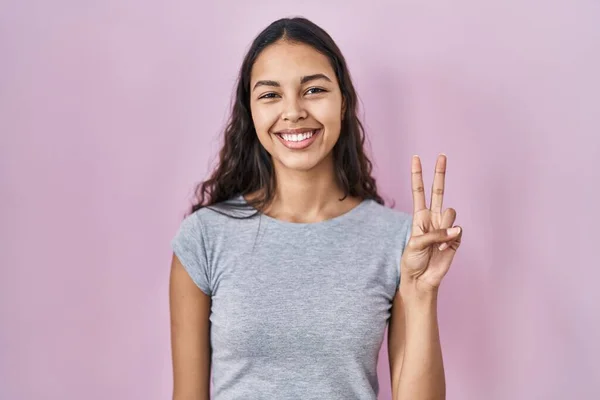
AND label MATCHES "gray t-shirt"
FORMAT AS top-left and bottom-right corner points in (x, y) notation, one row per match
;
(171, 195), (412, 400)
